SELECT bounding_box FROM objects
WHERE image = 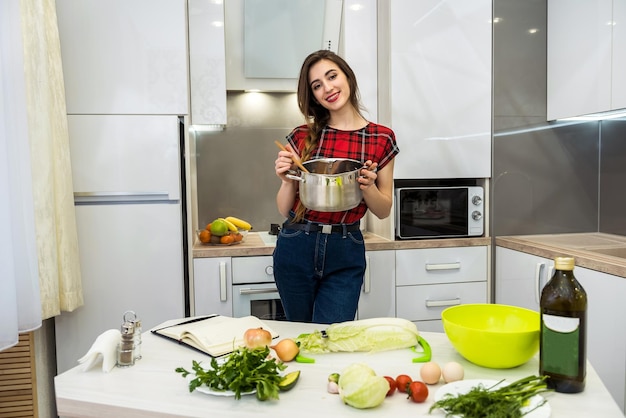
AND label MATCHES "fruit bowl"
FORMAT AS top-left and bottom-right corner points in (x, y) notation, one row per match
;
(197, 229), (247, 246)
(441, 303), (540, 369)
